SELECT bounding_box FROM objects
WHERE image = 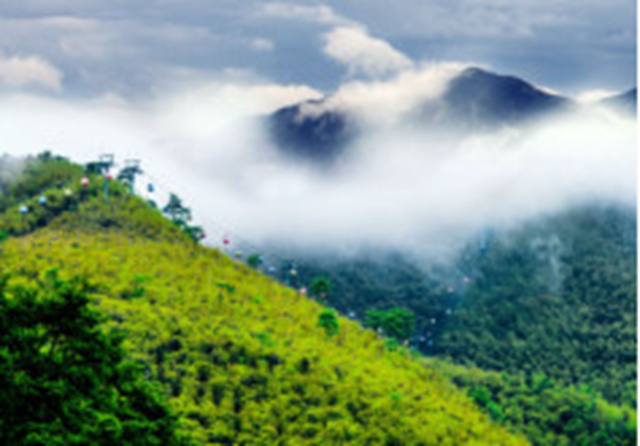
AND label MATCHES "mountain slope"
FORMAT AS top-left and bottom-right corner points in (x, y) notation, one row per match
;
(430, 359), (636, 446)
(2, 155), (635, 445)
(0, 156), (525, 445)
(439, 205), (636, 406)
(3, 230), (529, 444)
(420, 68), (571, 129)
(293, 205), (636, 408)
